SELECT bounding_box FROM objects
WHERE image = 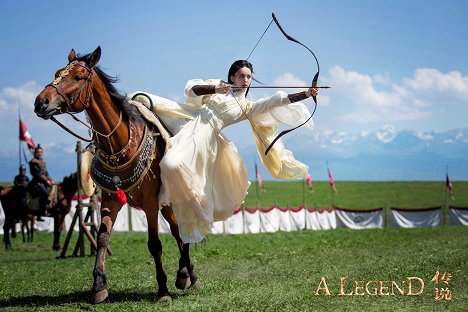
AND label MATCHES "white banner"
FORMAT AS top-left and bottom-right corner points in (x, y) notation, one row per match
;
(305, 208), (337, 230)
(0, 201), (5, 234)
(449, 206), (468, 226)
(289, 207), (306, 231)
(390, 207), (441, 228)
(5, 198), (466, 238)
(243, 209), (261, 234)
(335, 207), (384, 229)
